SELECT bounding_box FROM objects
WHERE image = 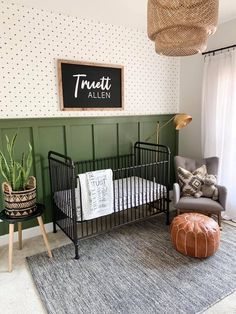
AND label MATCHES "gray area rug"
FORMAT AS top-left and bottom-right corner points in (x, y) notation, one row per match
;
(26, 216), (236, 314)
